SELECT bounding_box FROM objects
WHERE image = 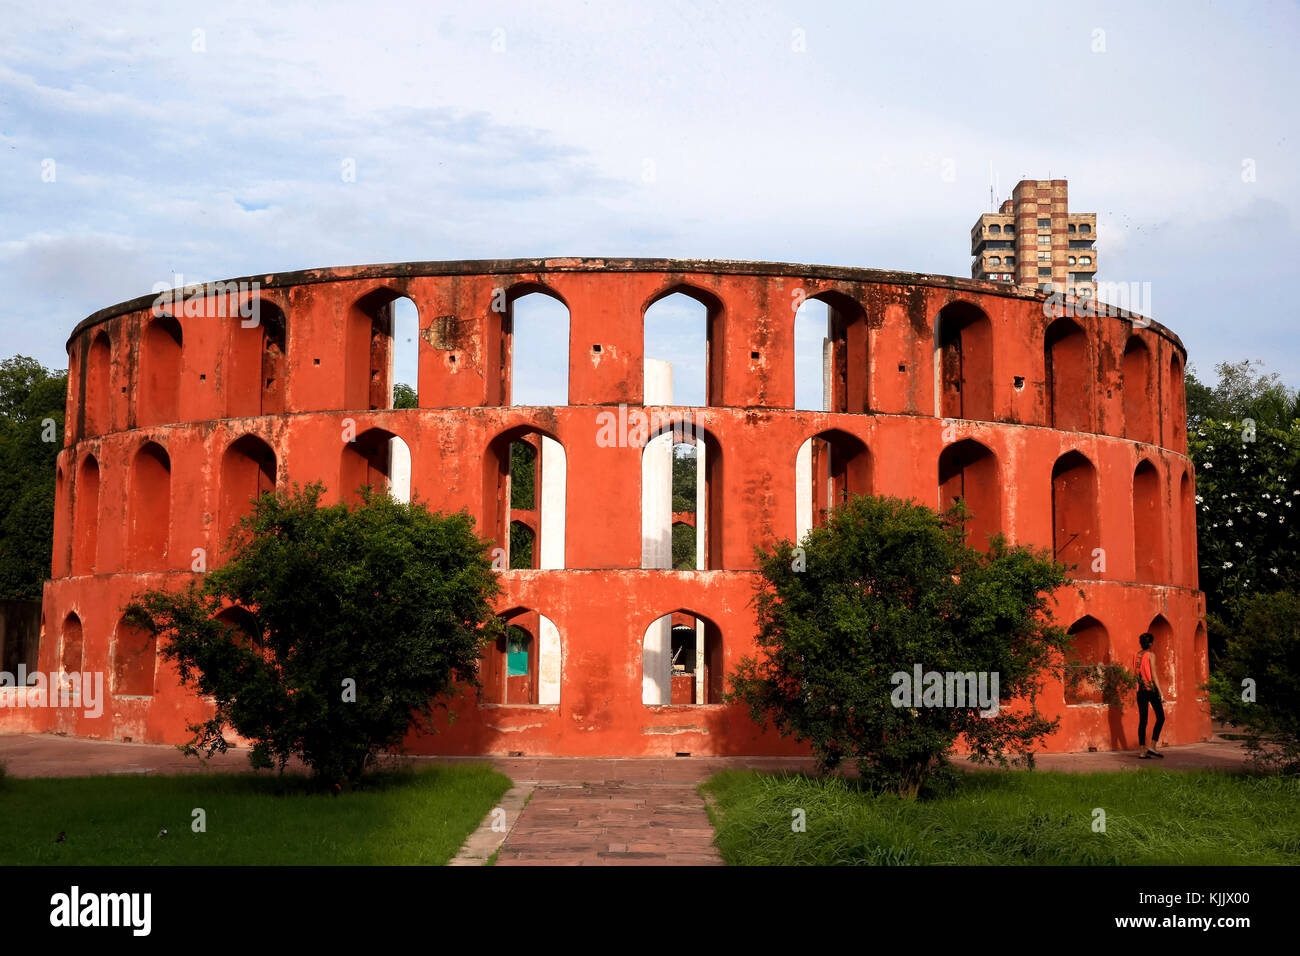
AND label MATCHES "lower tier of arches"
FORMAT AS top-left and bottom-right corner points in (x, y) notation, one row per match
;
(8, 571), (1210, 756)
